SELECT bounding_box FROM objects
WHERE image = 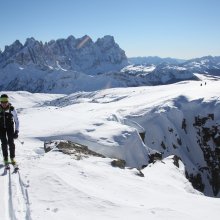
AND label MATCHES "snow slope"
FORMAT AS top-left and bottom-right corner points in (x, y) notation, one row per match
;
(0, 74), (220, 219)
